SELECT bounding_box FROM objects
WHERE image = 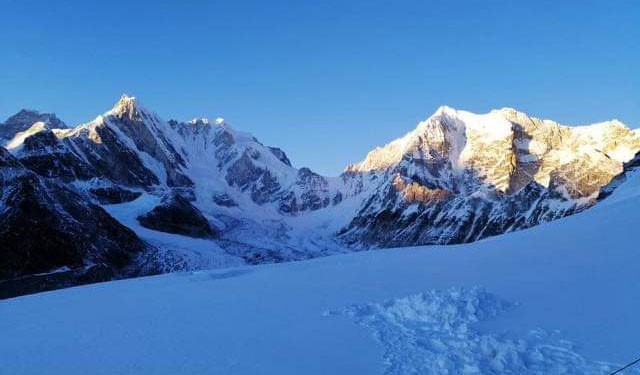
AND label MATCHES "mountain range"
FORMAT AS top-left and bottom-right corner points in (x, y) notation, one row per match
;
(1, 95), (638, 297)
